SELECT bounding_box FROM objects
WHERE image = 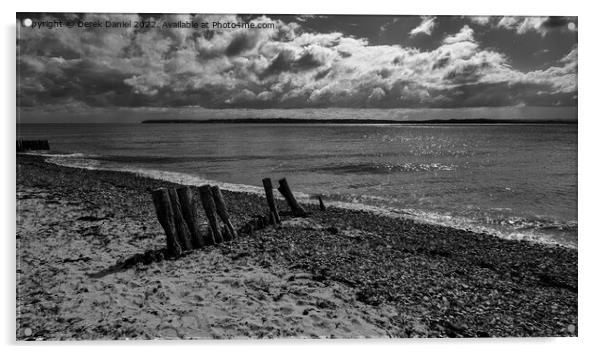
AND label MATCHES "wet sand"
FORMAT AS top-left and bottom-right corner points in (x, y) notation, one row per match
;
(16, 154), (577, 339)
